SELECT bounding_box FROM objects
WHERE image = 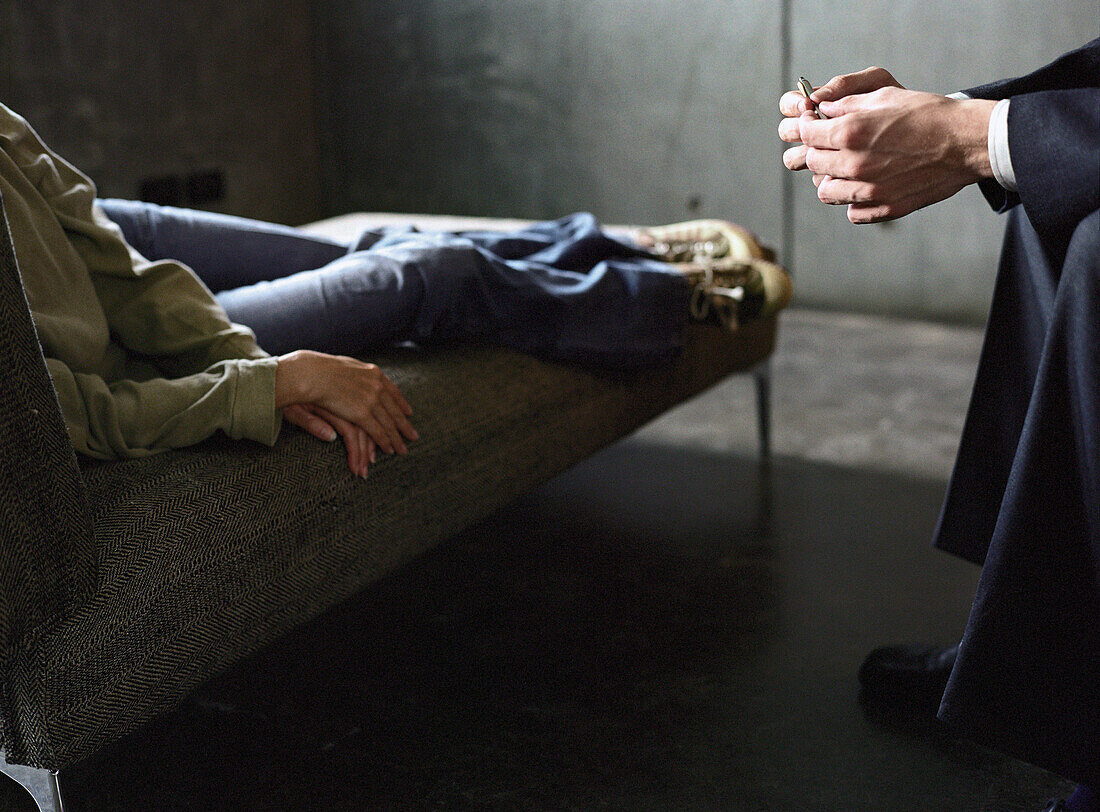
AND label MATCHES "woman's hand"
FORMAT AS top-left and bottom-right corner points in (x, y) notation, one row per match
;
(282, 403), (376, 478)
(276, 350), (417, 476)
